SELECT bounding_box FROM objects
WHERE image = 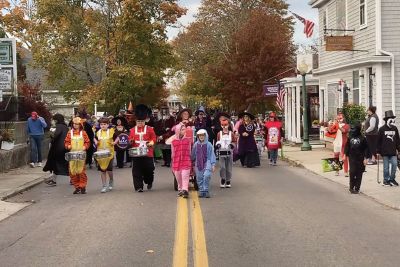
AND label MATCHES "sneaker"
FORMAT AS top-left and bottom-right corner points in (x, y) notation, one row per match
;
(29, 162), (35, 168)
(37, 162), (42, 167)
(351, 190), (359, 194)
(383, 181), (392, 186)
(269, 160), (273, 165)
(101, 186), (108, 193)
(204, 192), (210, 198)
(45, 180), (57, 186)
(390, 180), (399, 186)
(108, 179), (114, 191)
(73, 188), (81, 194)
(220, 179), (226, 188)
(273, 162), (277, 166)
(344, 173), (349, 177)
(225, 181), (231, 188)
(182, 190), (189, 198)
(177, 191), (184, 197)
(198, 192), (205, 198)
(80, 187), (86, 194)
(147, 183), (153, 190)
(137, 188), (144, 193)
